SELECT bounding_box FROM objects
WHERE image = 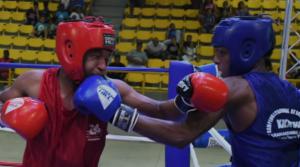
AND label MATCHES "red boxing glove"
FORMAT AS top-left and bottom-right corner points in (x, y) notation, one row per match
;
(0, 97), (48, 140)
(190, 72), (229, 112)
